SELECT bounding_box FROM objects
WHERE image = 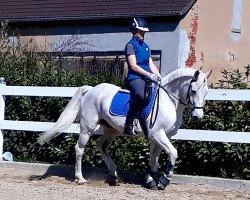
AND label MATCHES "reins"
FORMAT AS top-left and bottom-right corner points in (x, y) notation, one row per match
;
(149, 81), (187, 129)
(149, 84), (160, 129)
(149, 78), (203, 129)
(158, 83), (187, 106)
